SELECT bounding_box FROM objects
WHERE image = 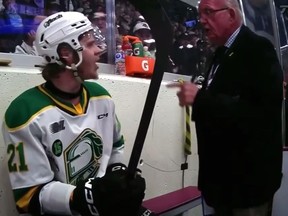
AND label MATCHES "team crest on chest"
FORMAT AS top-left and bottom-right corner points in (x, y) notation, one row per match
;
(64, 128), (103, 185)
